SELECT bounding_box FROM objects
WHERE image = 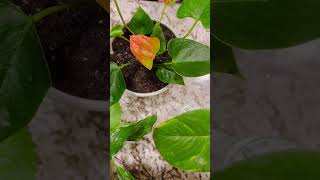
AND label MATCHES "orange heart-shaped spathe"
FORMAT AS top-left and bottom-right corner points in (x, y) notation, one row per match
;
(130, 35), (160, 70)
